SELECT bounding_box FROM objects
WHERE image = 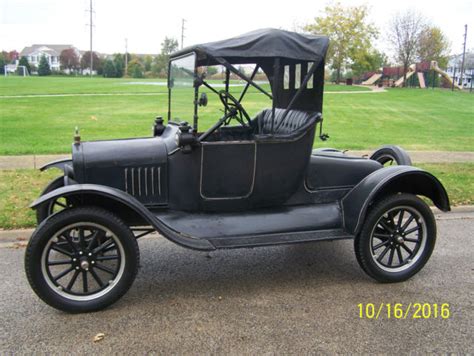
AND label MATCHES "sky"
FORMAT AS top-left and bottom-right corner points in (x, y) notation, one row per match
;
(1, 0), (472, 58)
